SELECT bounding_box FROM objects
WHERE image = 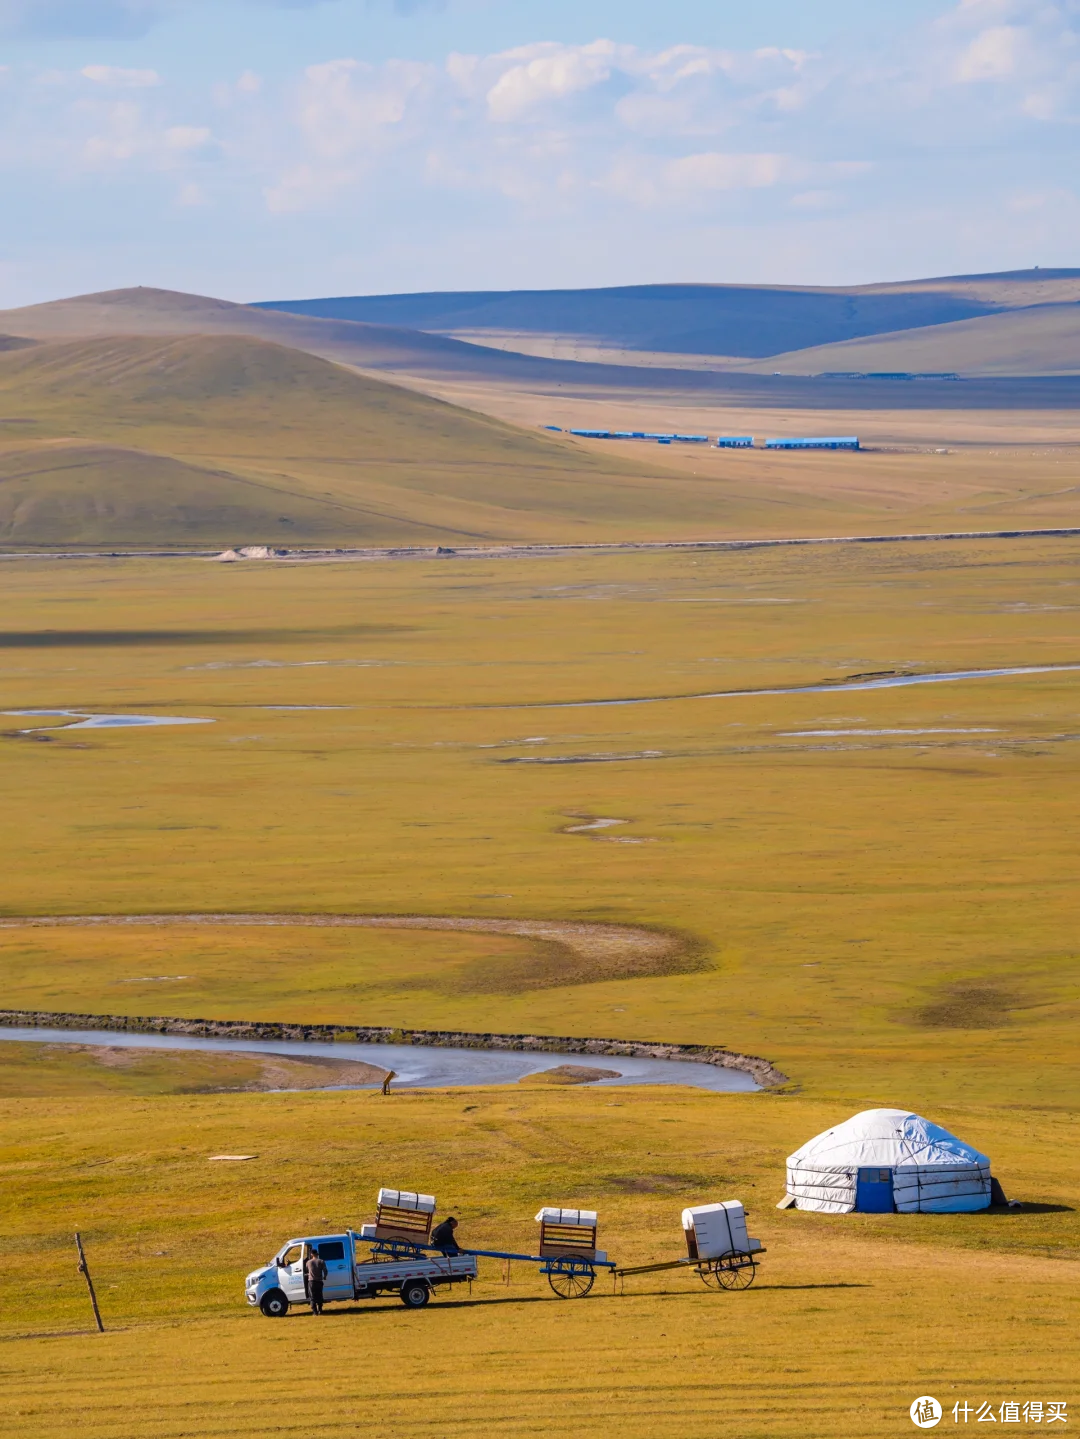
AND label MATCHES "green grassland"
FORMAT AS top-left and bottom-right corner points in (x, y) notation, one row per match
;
(1, 541), (1078, 1434)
